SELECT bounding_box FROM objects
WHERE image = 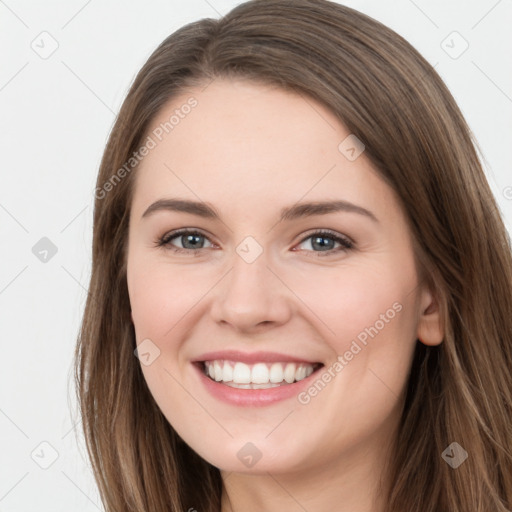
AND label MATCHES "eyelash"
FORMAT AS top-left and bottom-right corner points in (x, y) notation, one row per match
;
(155, 228), (354, 257)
